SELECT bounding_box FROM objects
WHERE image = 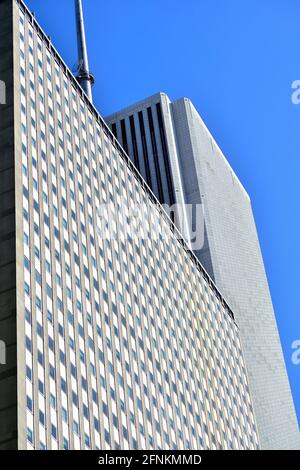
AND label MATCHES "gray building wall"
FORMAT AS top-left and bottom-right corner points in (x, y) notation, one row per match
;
(0, 0), (18, 451)
(107, 94), (300, 449)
